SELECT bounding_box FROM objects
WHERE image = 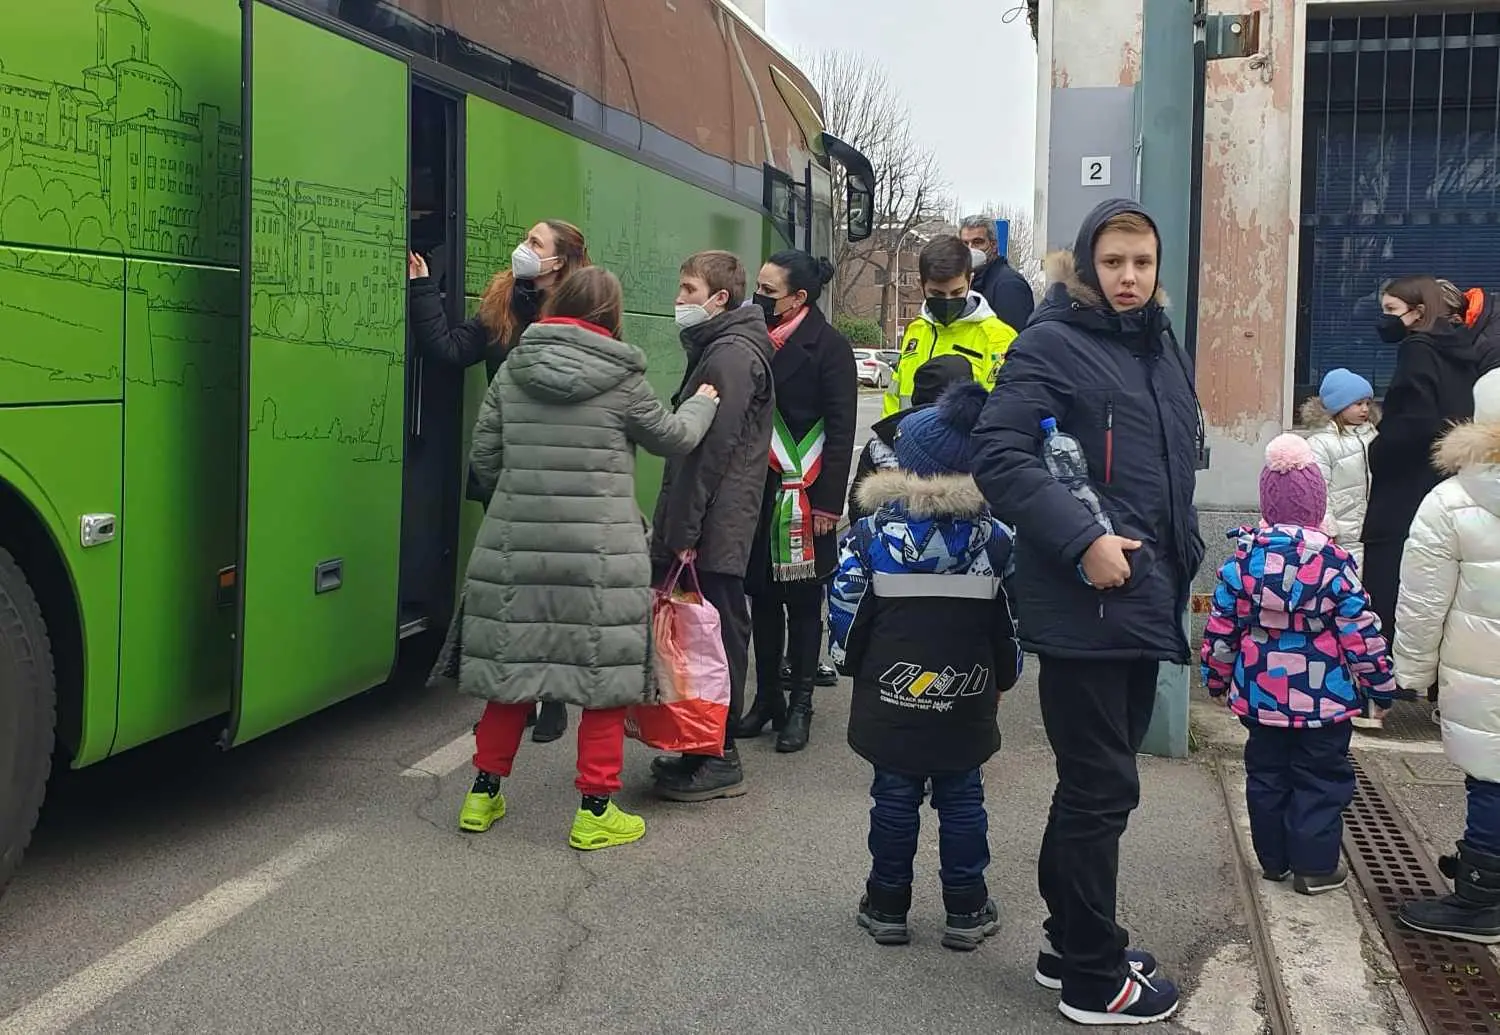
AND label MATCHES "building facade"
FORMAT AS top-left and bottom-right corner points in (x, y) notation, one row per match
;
(1031, 0), (1499, 512)
(838, 222), (954, 343)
